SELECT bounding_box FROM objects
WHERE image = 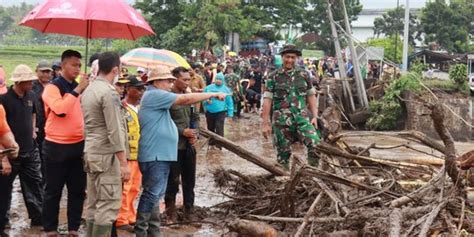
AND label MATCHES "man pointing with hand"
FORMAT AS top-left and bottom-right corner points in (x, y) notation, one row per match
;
(135, 66), (226, 237)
